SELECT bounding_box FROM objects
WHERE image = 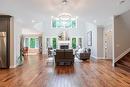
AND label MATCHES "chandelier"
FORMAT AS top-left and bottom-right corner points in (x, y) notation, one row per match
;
(58, 13), (72, 20)
(62, 0), (68, 5)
